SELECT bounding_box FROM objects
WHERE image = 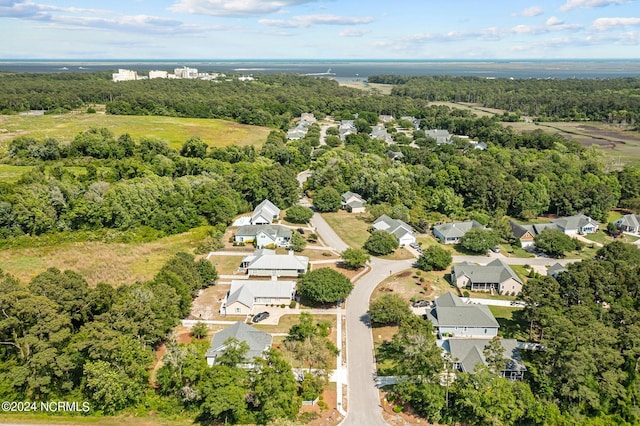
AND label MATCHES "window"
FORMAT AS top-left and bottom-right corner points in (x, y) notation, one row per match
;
(235, 308), (241, 313)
